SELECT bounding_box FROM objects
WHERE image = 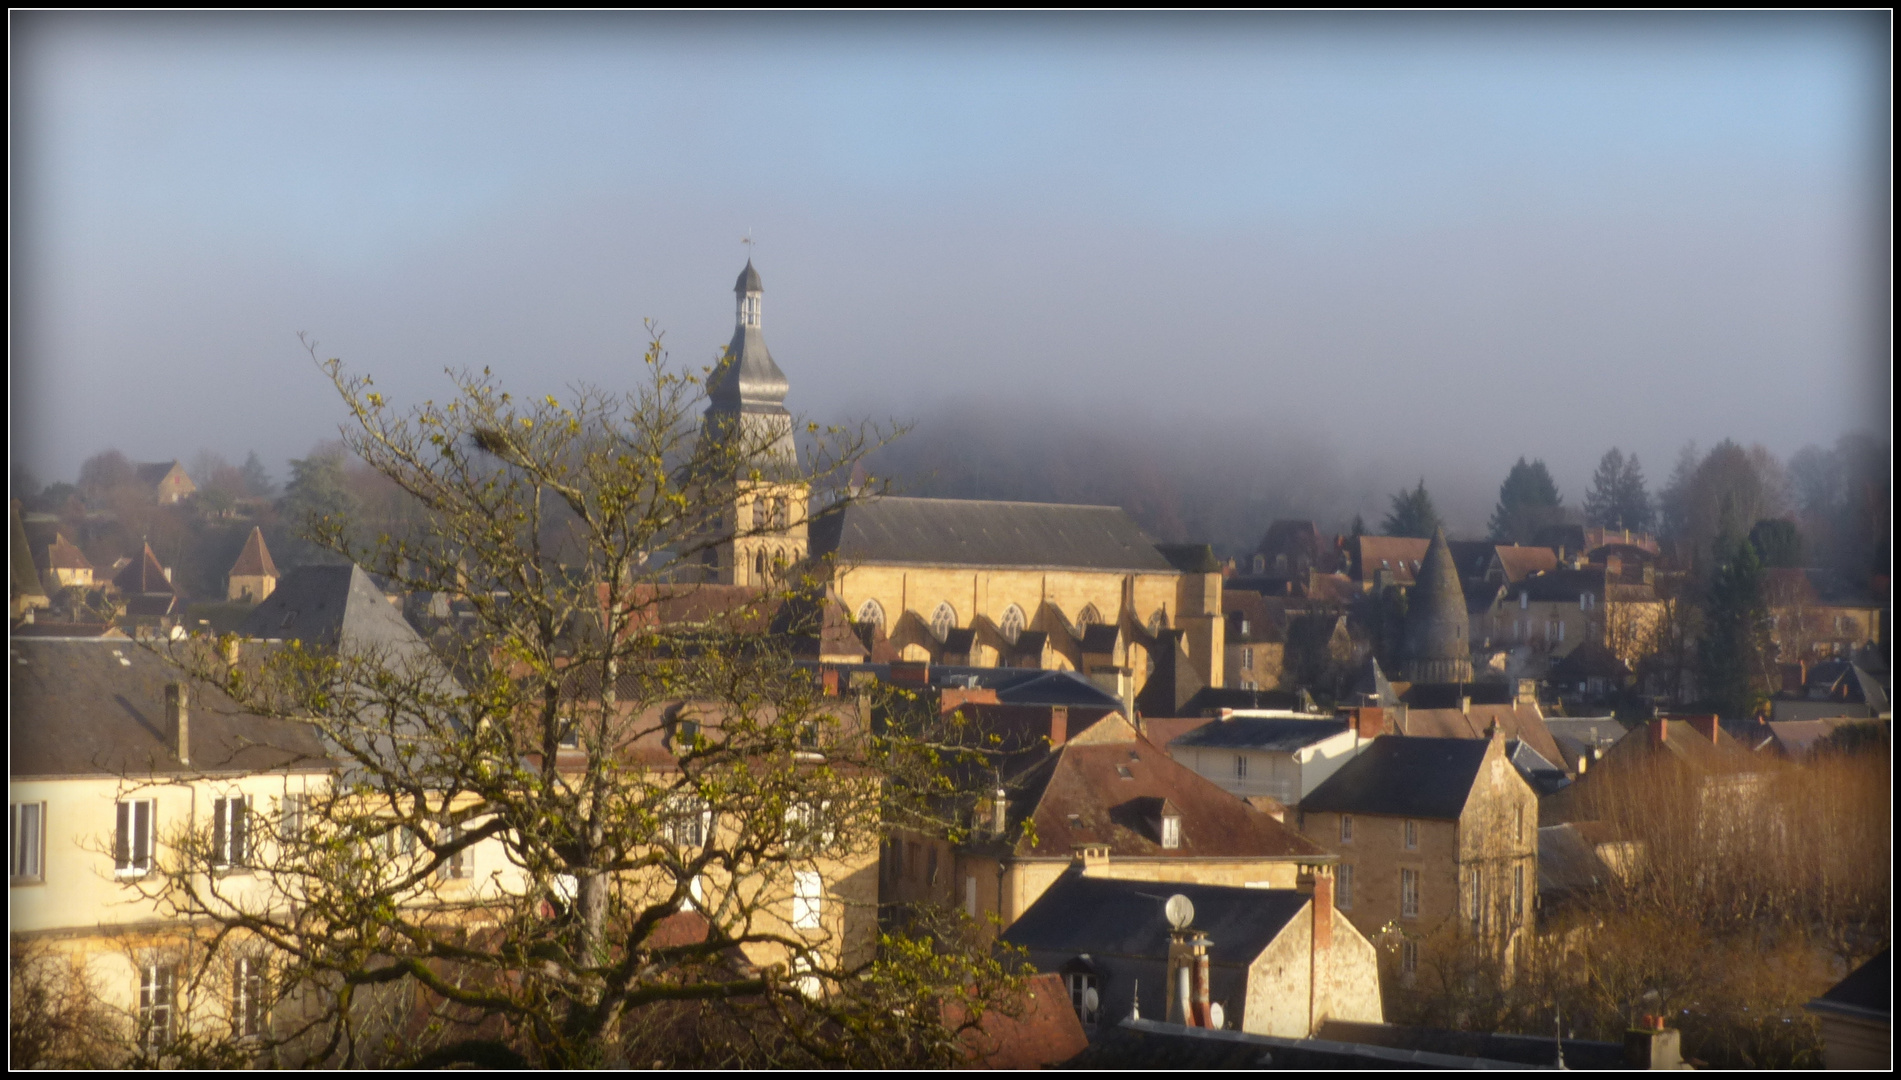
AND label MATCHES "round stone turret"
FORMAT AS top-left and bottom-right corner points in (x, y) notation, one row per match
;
(1404, 527), (1474, 683)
